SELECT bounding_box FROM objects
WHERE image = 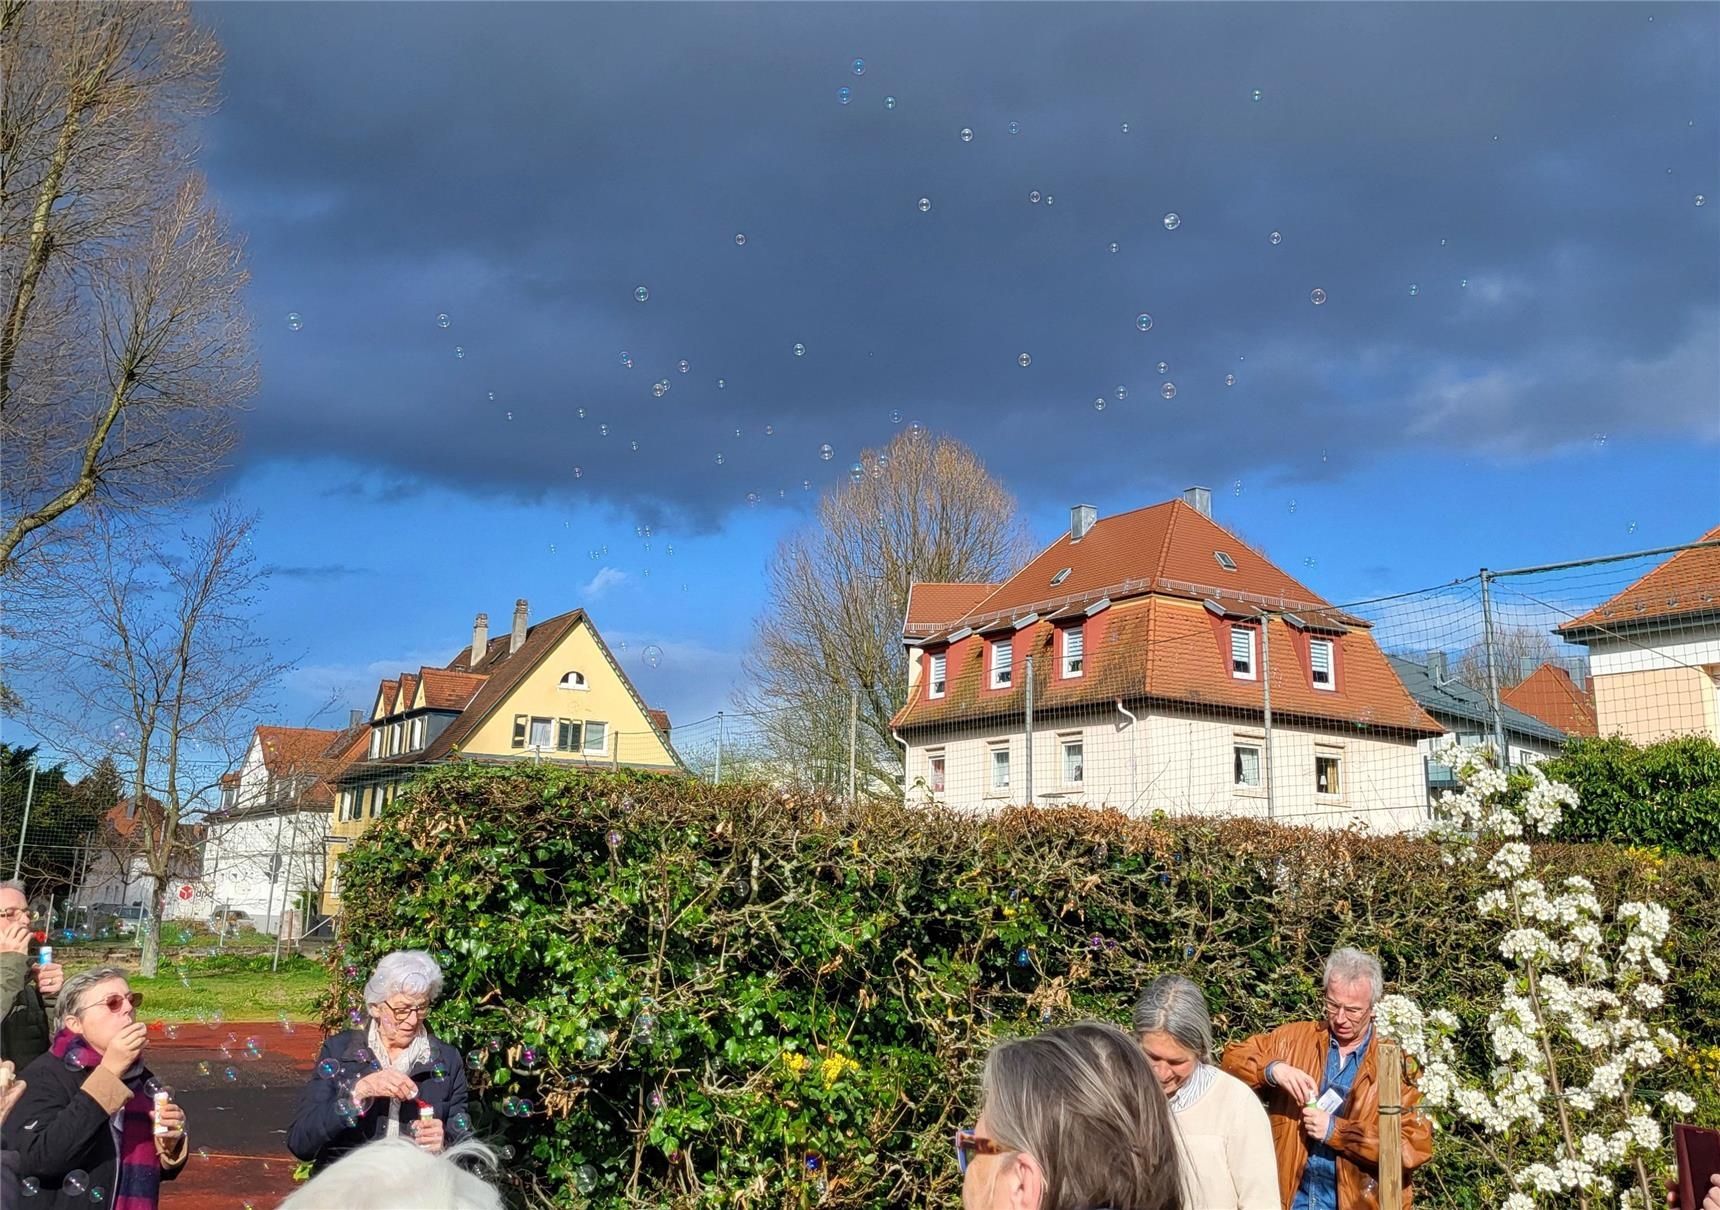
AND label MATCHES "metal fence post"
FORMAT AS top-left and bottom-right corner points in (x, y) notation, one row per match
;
(1024, 656), (1035, 806)
(1479, 569), (1509, 762)
(1261, 616), (1274, 821)
(848, 692), (858, 802)
(10, 757), (37, 881)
